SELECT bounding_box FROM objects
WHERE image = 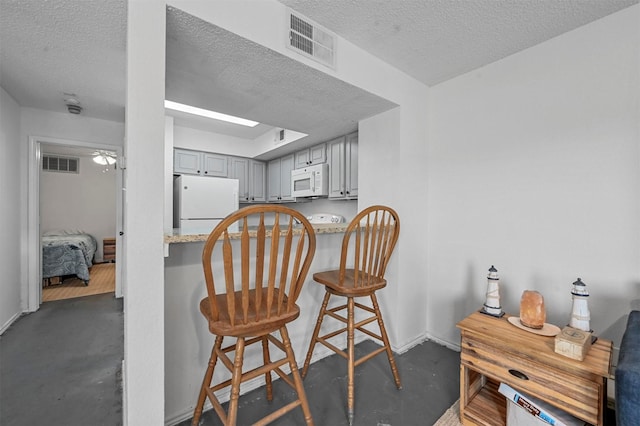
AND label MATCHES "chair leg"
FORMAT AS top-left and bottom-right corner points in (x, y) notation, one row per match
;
(347, 297), (355, 426)
(280, 326), (314, 426)
(261, 336), (273, 402)
(371, 293), (402, 389)
(192, 335), (223, 426)
(226, 337), (246, 426)
(301, 290), (332, 378)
